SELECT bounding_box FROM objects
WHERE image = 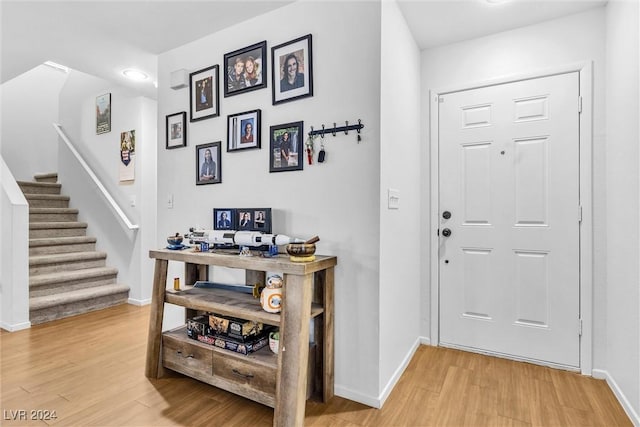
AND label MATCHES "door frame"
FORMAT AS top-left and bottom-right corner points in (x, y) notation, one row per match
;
(429, 62), (594, 374)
